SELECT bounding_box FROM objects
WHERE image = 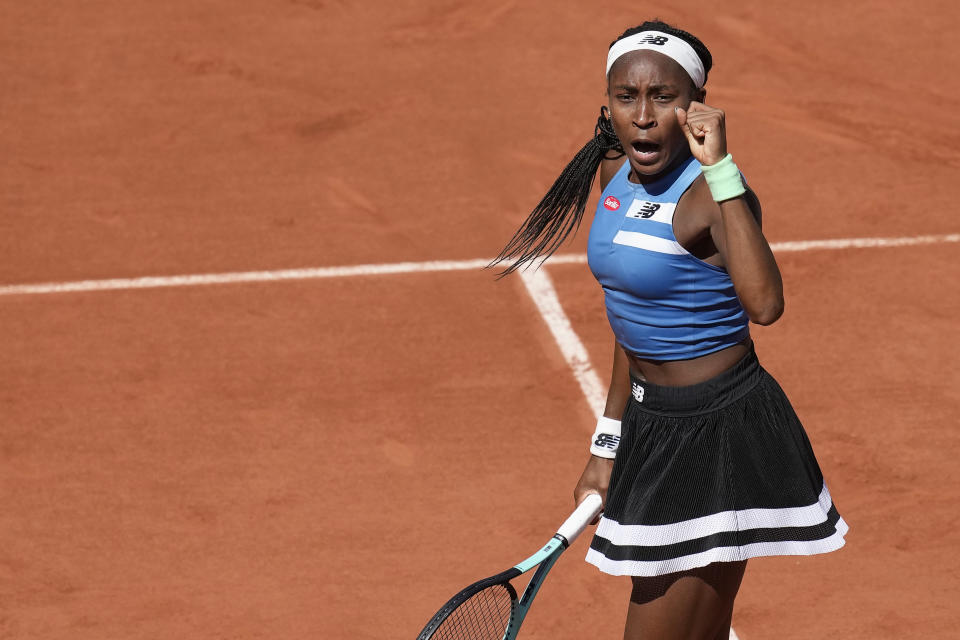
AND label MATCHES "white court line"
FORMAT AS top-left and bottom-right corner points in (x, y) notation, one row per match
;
(518, 268), (607, 416)
(0, 258), (493, 296)
(0, 233), (956, 297)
